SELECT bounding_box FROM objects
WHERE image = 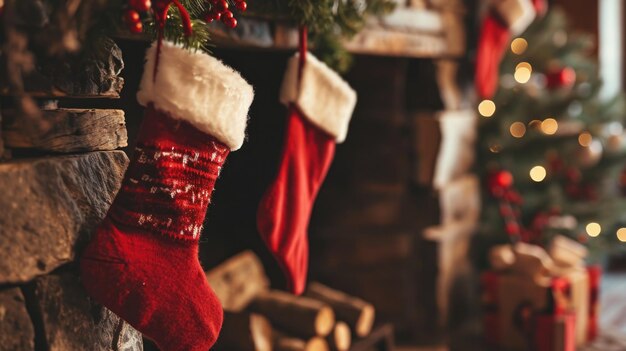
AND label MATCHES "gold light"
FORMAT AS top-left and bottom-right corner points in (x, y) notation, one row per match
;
(514, 64), (532, 84)
(489, 144), (502, 153)
(528, 119), (542, 129)
(516, 62), (533, 72)
(529, 166), (547, 182)
(579, 132), (593, 147)
(510, 122), (526, 138)
(617, 228), (626, 242)
(511, 38), (528, 55)
(586, 222), (601, 237)
(541, 118), (559, 135)
(478, 100), (496, 117)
